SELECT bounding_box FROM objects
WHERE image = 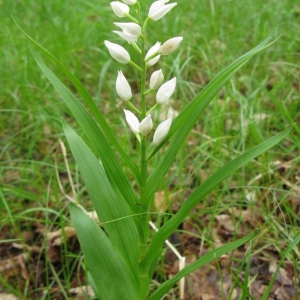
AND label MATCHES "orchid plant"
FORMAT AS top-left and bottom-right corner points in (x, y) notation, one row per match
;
(16, 0), (292, 299)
